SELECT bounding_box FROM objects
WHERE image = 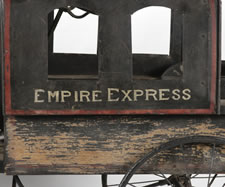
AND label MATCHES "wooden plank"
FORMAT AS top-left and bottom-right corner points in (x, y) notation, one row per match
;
(98, 14), (132, 83)
(170, 10), (182, 63)
(5, 115), (225, 175)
